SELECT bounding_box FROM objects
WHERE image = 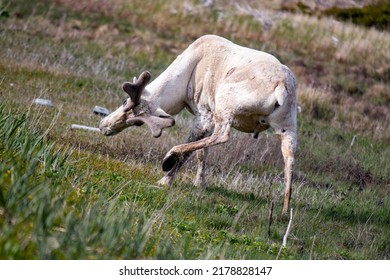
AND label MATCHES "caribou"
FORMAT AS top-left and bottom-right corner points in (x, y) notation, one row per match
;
(99, 35), (297, 214)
